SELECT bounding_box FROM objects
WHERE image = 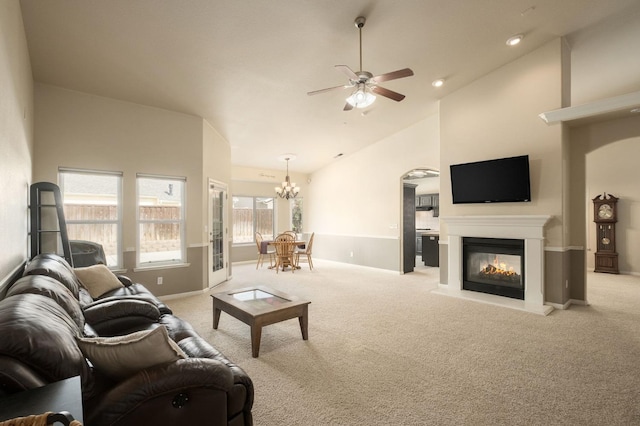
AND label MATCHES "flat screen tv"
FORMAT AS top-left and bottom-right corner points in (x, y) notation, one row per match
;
(450, 155), (531, 204)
